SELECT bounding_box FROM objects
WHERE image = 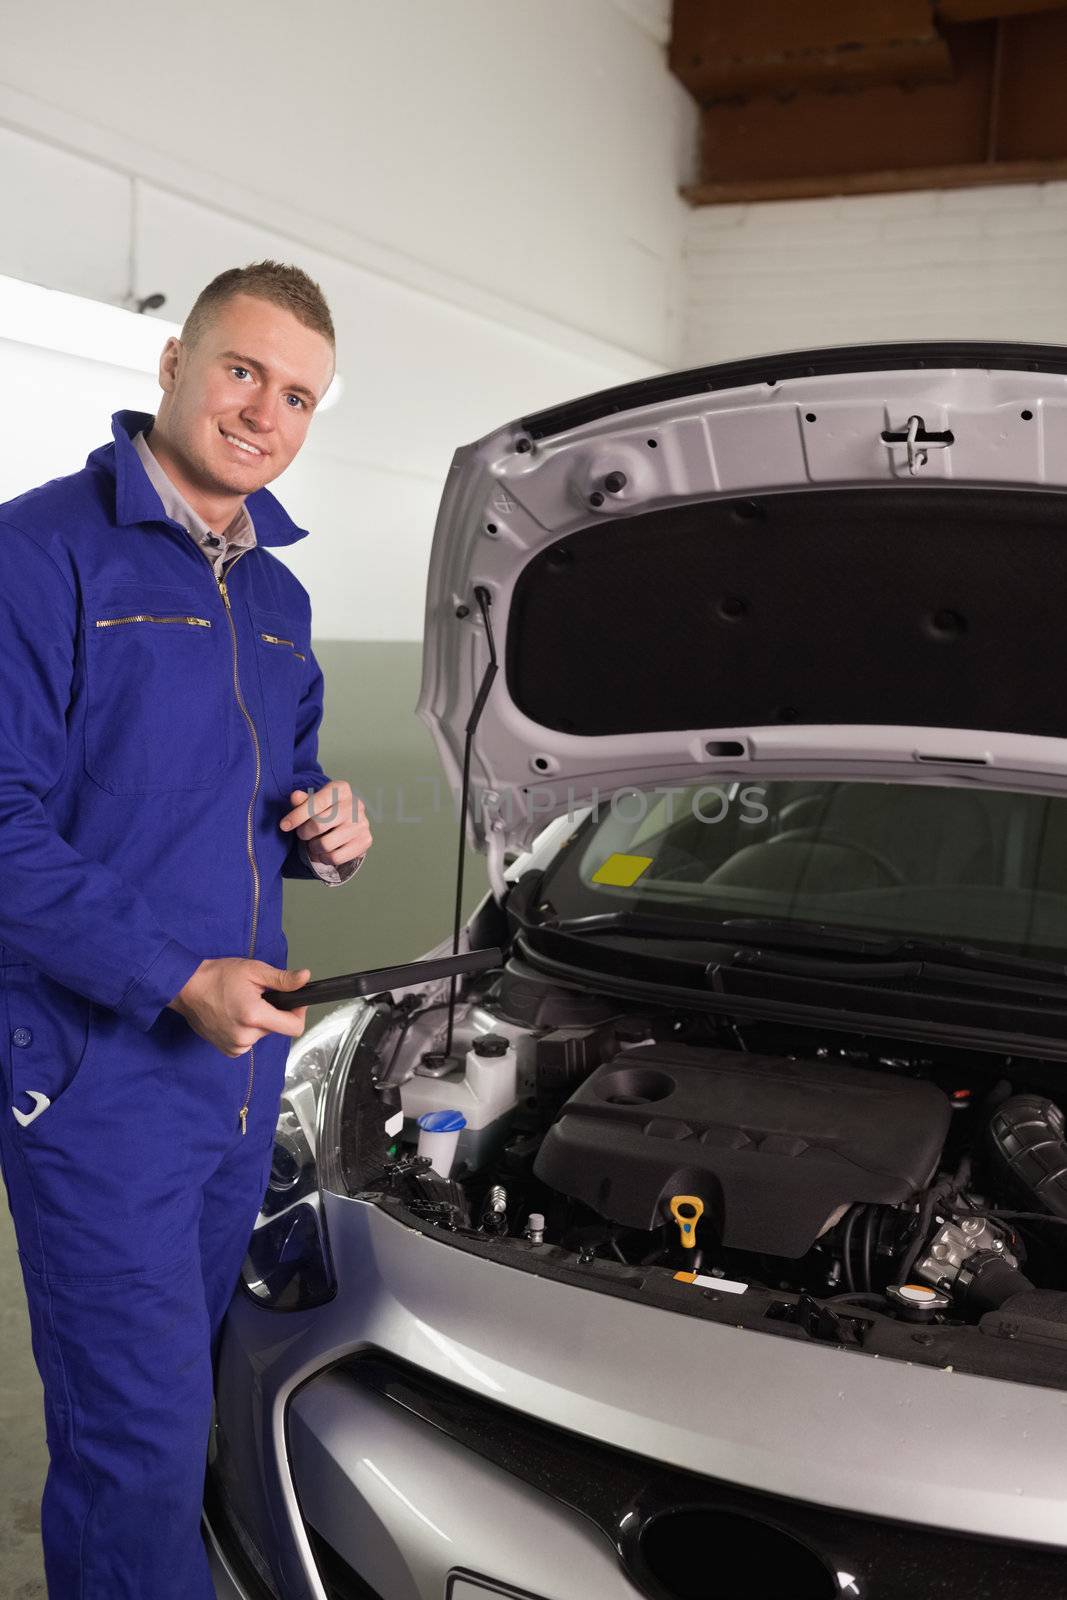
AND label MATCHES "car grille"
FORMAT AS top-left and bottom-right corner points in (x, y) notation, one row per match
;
(327, 1352), (1067, 1600)
(307, 1527), (385, 1600)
